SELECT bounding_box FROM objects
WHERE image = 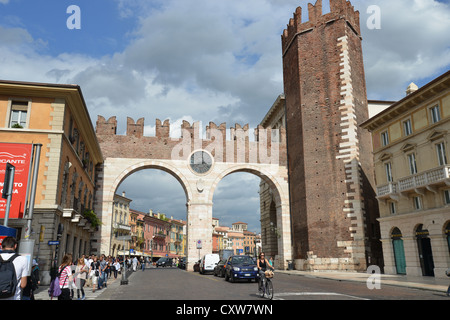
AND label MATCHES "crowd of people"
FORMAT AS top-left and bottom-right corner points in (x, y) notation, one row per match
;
(0, 236), (154, 300)
(54, 253), (154, 300)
